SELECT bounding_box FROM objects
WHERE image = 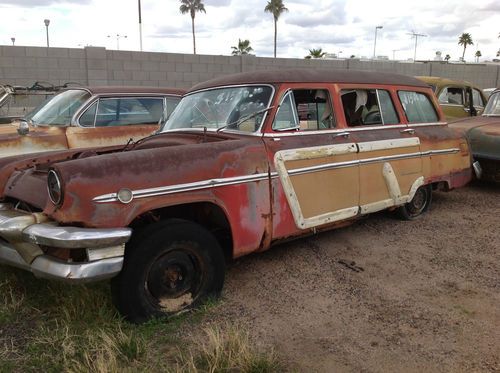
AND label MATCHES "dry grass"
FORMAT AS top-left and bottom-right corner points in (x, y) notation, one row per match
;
(170, 325), (283, 373)
(0, 266), (284, 373)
